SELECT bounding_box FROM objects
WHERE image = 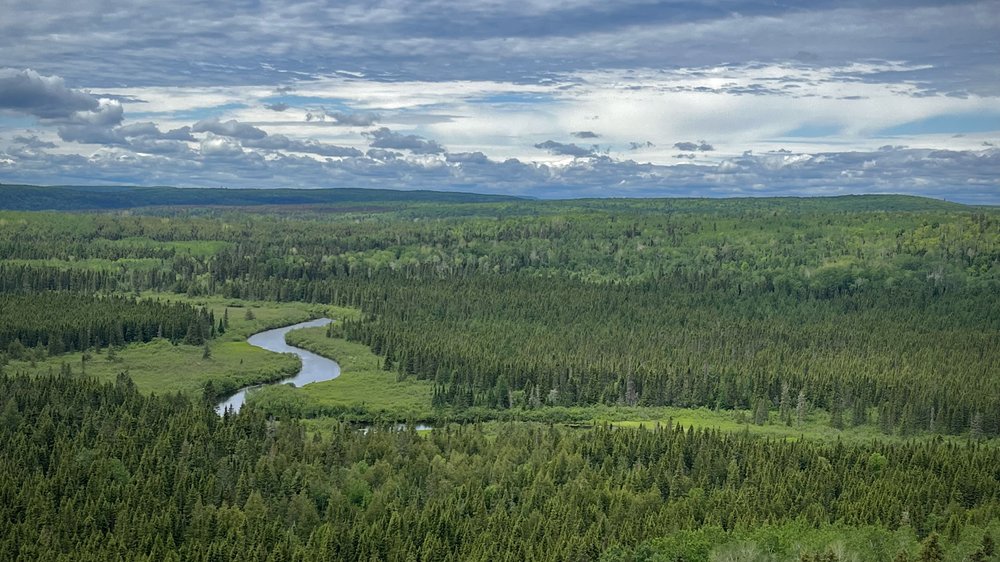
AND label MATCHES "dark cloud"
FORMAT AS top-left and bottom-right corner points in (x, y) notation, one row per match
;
(12, 134), (56, 149)
(242, 134), (362, 157)
(192, 118), (267, 140)
(3, 143), (998, 203)
(0, 2), (995, 97)
(571, 131), (599, 139)
(117, 122), (195, 141)
(629, 141), (655, 150)
(446, 151), (491, 164)
(327, 111), (380, 126)
(534, 140), (595, 158)
(673, 140), (714, 152)
(265, 102), (290, 112)
(366, 127), (444, 154)
(366, 148), (401, 160)
(0, 68), (99, 119)
(53, 100), (126, 143)
(127, 138), (195, 156)
(673, 153), (696, 159)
